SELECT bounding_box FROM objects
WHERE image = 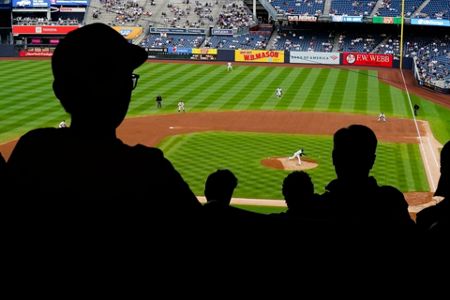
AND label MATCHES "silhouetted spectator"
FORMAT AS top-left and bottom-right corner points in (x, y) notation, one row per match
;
(203, 169), (262, 226)
(6, 23), (202, 230)
(0, 152), (5, 185)
(416, 141), (450, 235)
(320, 124), (415, 238)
